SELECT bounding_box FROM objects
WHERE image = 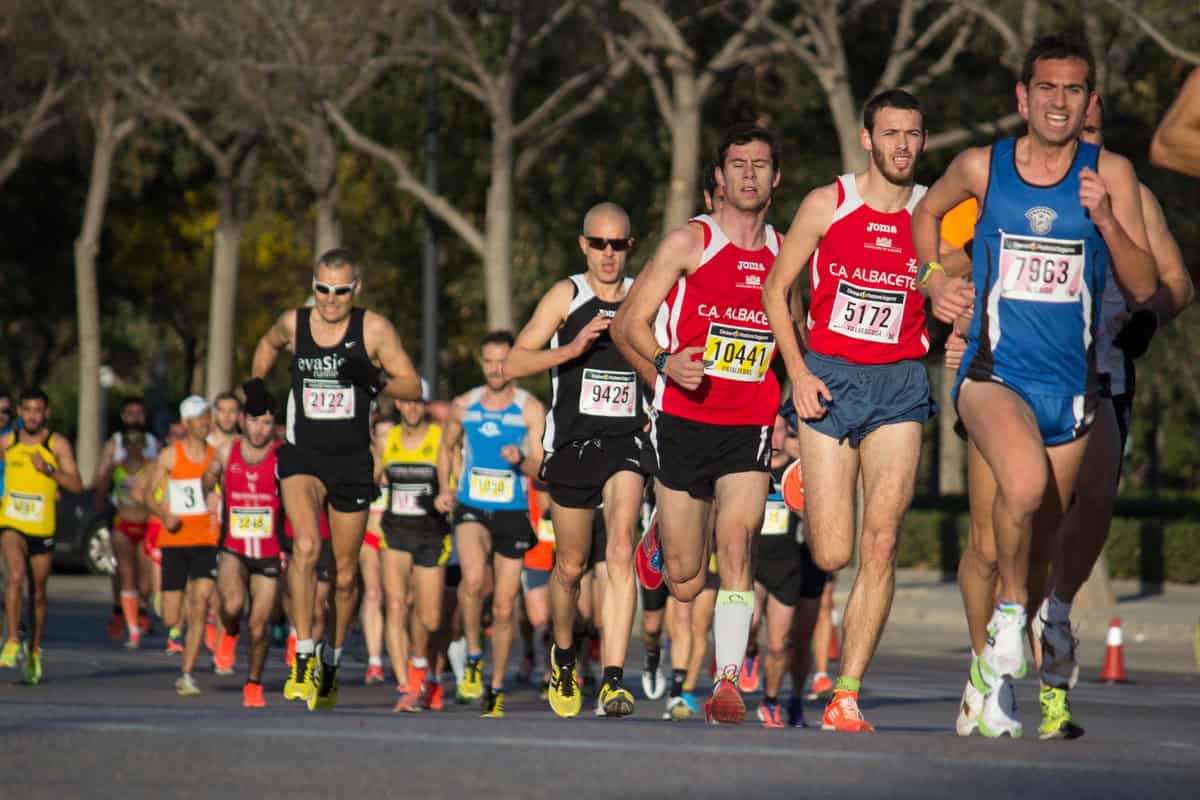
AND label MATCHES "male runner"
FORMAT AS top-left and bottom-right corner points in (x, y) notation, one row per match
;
(361, 413), (394, 686)
(437, 330), (545, 718)
(209, 392), (241, 449)
(203, 392), (283, 708)
(505, 201), (651, 719)
(914, 34), (1156, 738)
(762, 89), (934, 732)
(1151, 67), (1200, 177)
(248, 247), (421, 710)
(612, 123), (783, 724)
(0, 388), (82, 684)
(109, 427), (154, 648)
(142, 395), (221, 696)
